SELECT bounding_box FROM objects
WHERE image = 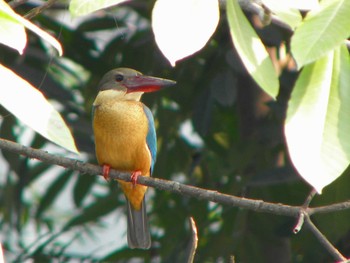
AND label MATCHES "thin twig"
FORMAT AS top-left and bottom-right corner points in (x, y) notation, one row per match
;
(185, 217), (198, 263)
(24, 0), (60, 20)
(293, 189), (317, 233)
(8, 0), (29, 8)
(308, 201), (350, 215)
(304, 213), (347, 262)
